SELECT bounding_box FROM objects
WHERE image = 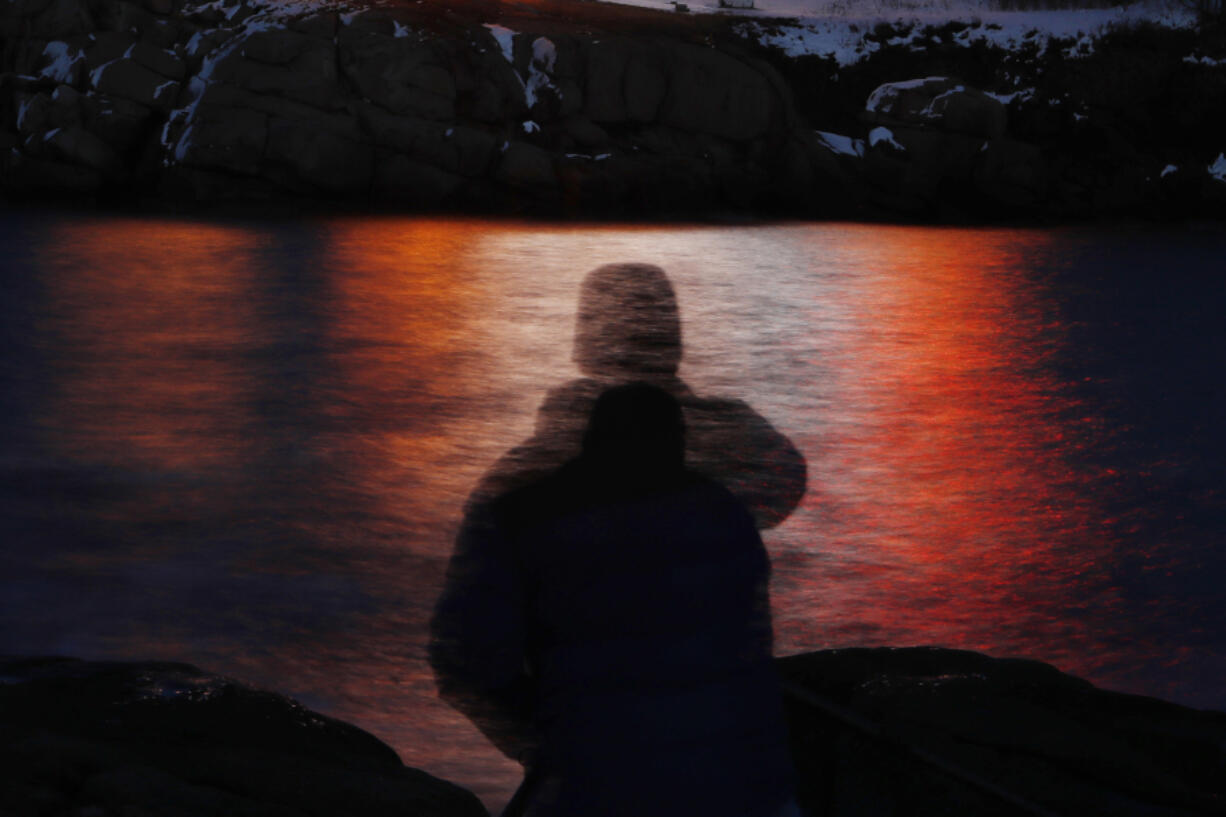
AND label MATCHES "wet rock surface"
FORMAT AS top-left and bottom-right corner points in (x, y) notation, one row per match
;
(0, 656), (488, 817)
(780, 647), (1226, 817)
(1, 0), (1224, 220)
